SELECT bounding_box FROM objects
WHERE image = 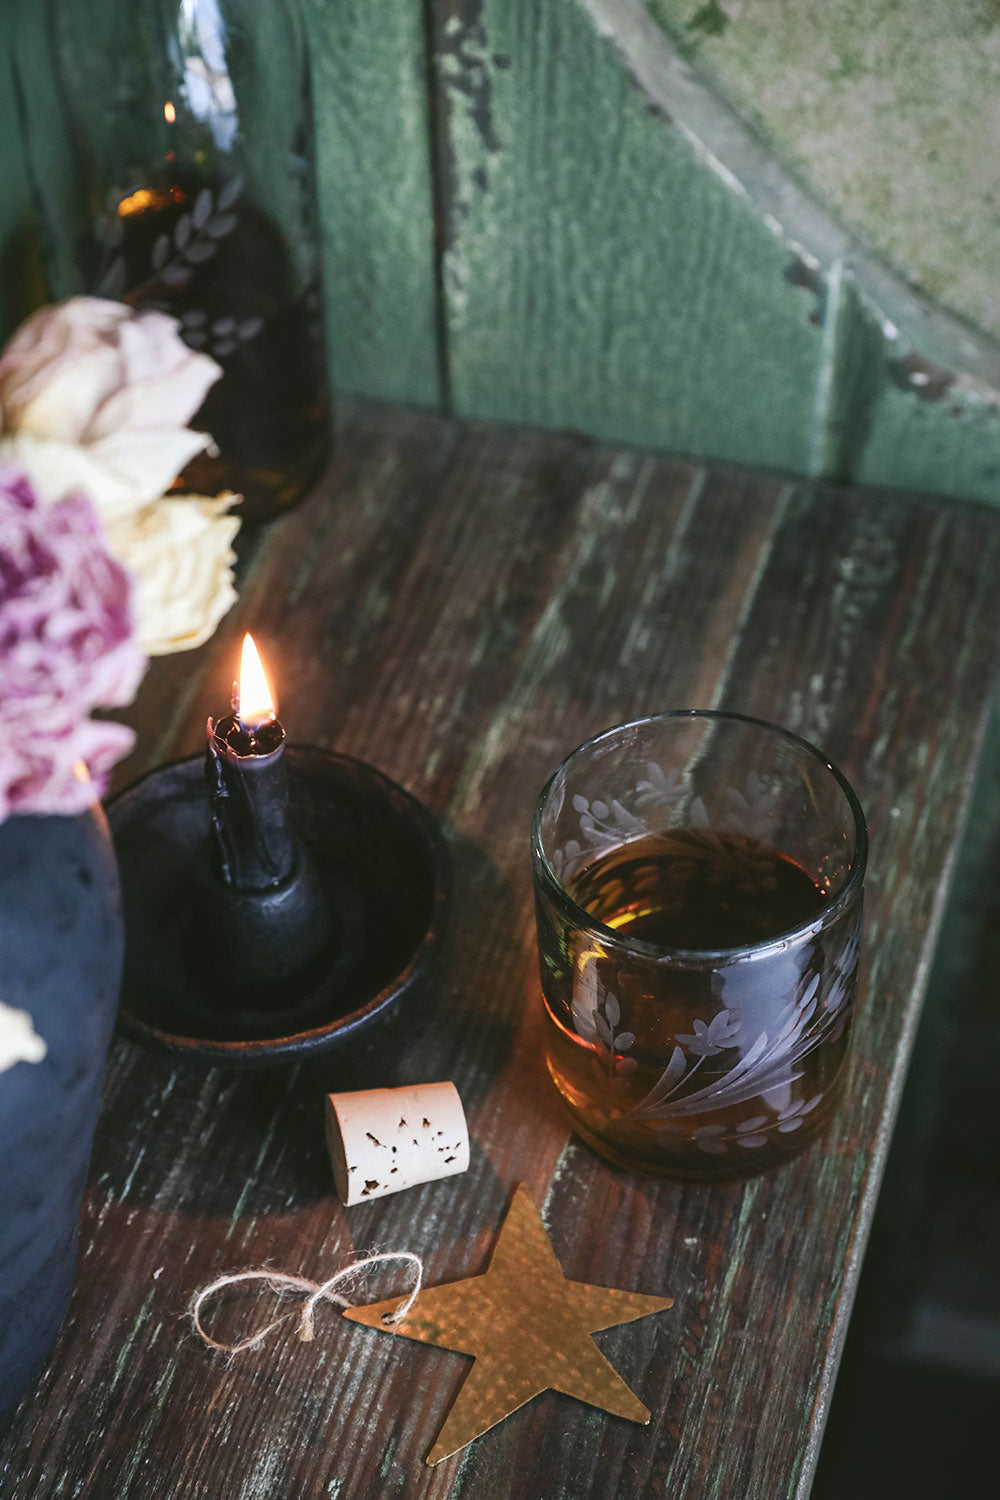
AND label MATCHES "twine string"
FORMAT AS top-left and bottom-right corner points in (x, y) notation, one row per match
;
(191, 1251), (424, 1354)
